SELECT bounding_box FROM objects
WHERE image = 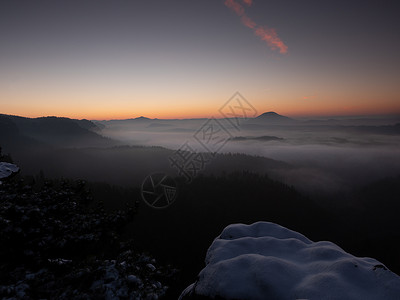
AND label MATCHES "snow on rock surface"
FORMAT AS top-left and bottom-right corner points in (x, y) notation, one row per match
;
(0, 162), (19, 181)
(180, 221), (400, 300)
